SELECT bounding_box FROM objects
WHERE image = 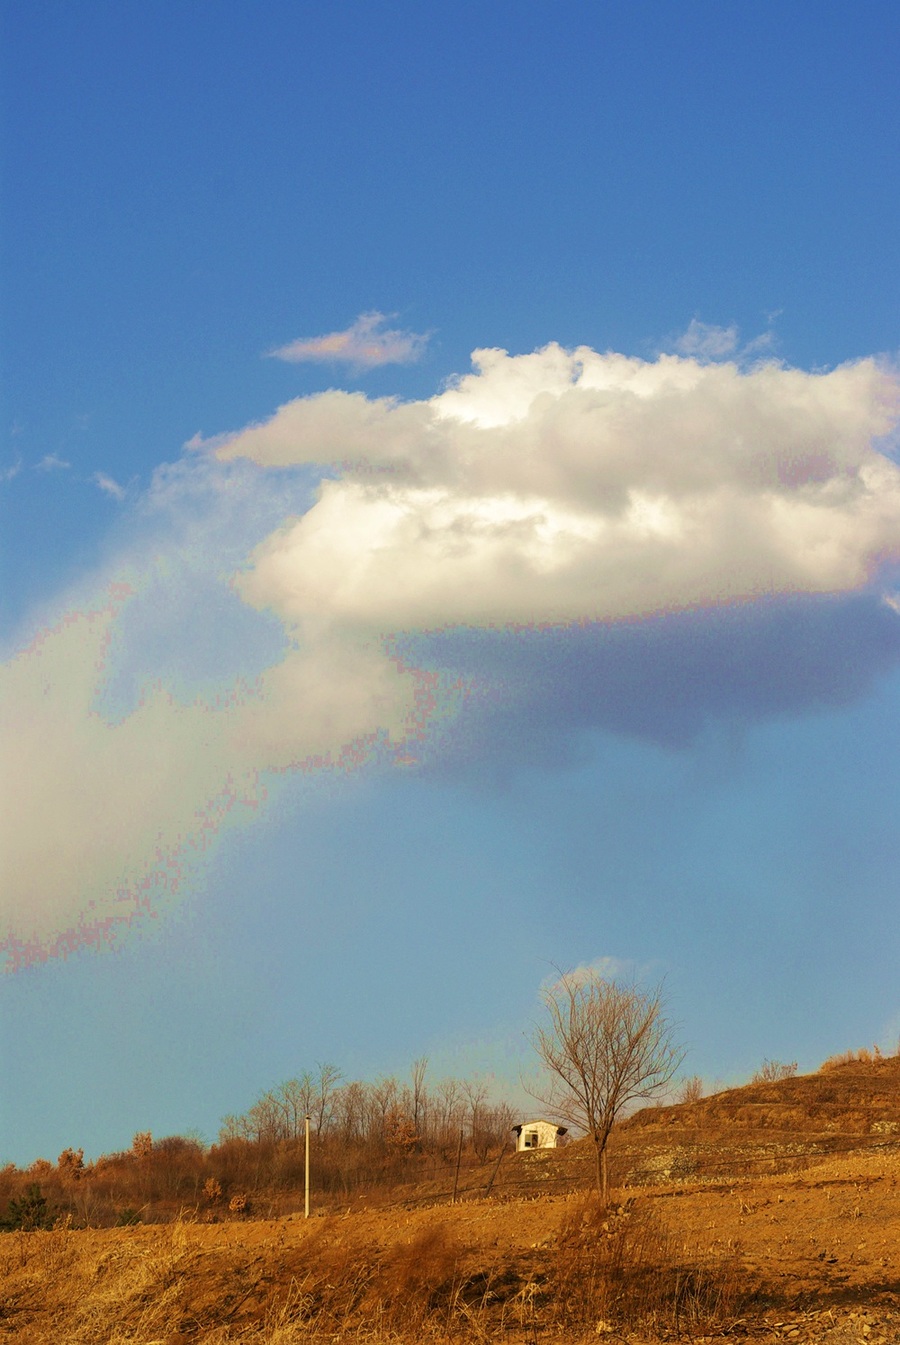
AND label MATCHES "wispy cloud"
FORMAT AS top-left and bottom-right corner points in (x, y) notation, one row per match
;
(36, 453), (71, 472)
(269, 311), (430, 369)
(0, 575), (425, 970)
(670, 317), (780, 364)
(93, 471), (126, 501)
(673, 318), (740, 360)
